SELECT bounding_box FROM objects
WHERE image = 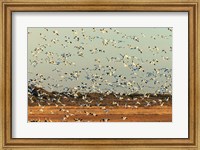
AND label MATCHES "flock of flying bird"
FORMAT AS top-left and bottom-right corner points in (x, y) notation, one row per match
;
(28, 27), (172, 122)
